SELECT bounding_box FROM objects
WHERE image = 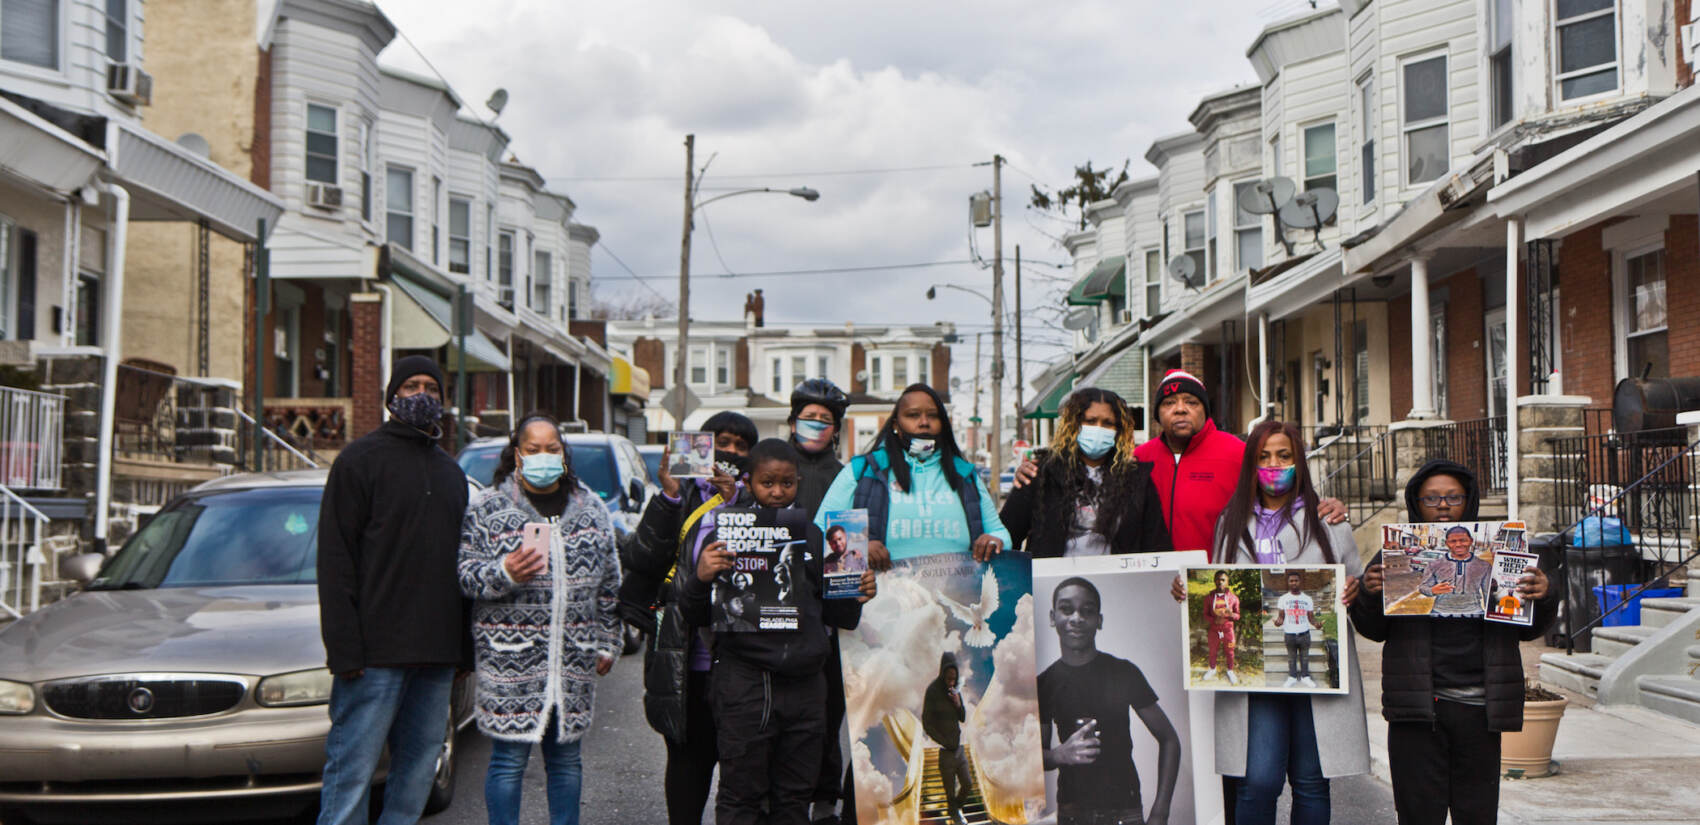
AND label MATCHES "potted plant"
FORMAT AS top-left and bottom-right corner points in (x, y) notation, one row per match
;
(1501, 681), (1567, 778)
